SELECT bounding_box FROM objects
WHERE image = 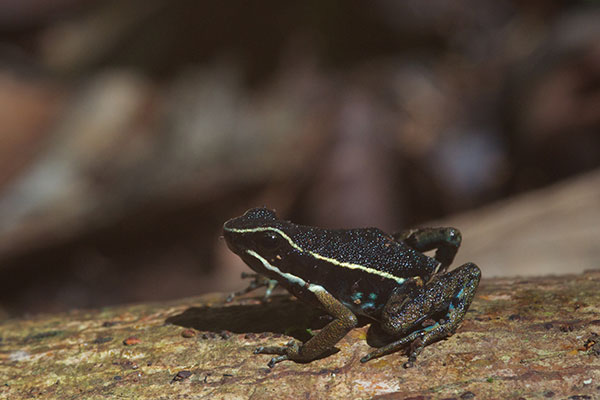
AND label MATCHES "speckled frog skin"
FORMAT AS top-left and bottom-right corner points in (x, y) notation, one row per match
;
(223, 207), (481, 368)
